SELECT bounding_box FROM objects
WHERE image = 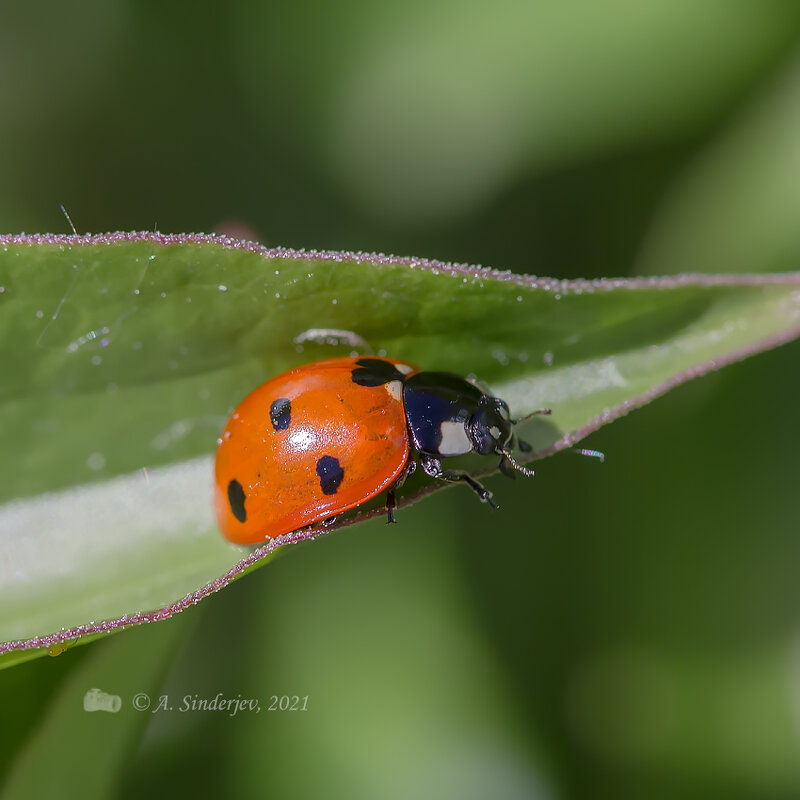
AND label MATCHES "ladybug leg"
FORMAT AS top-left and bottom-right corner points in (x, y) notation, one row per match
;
(386, 490), (398, 524)
(385, 461), (417, 524)
(498, 456), (517, 480)
(452, 472), (497, 509)
(419, 454), (497, 509)
(395, 459), (417, 487)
